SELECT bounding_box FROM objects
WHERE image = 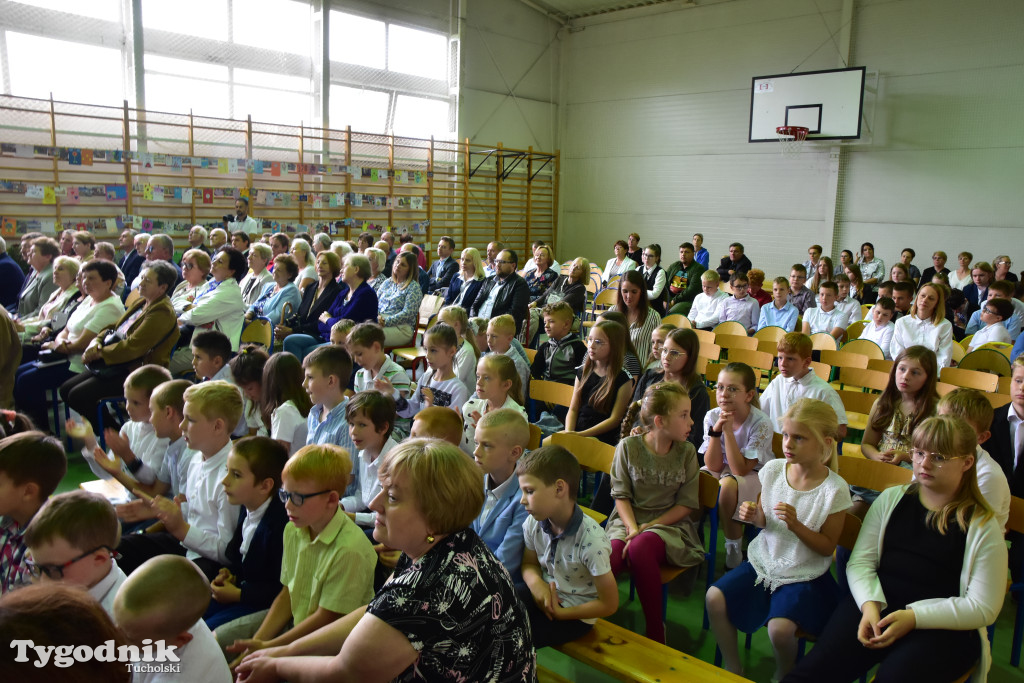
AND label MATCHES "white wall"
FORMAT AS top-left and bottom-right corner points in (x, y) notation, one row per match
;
(556, 0), (1024, 278)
